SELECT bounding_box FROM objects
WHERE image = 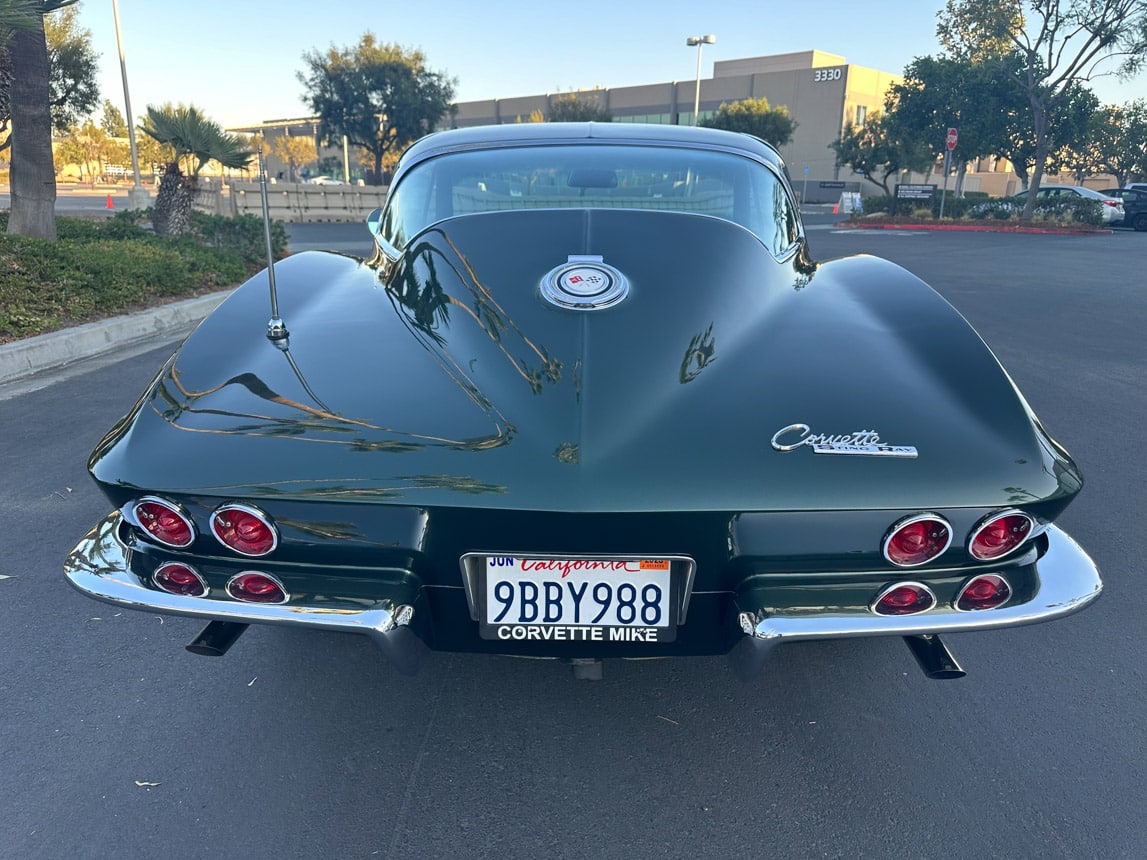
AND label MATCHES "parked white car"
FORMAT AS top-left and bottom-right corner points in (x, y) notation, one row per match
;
(1013, 184), (1125, 224)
